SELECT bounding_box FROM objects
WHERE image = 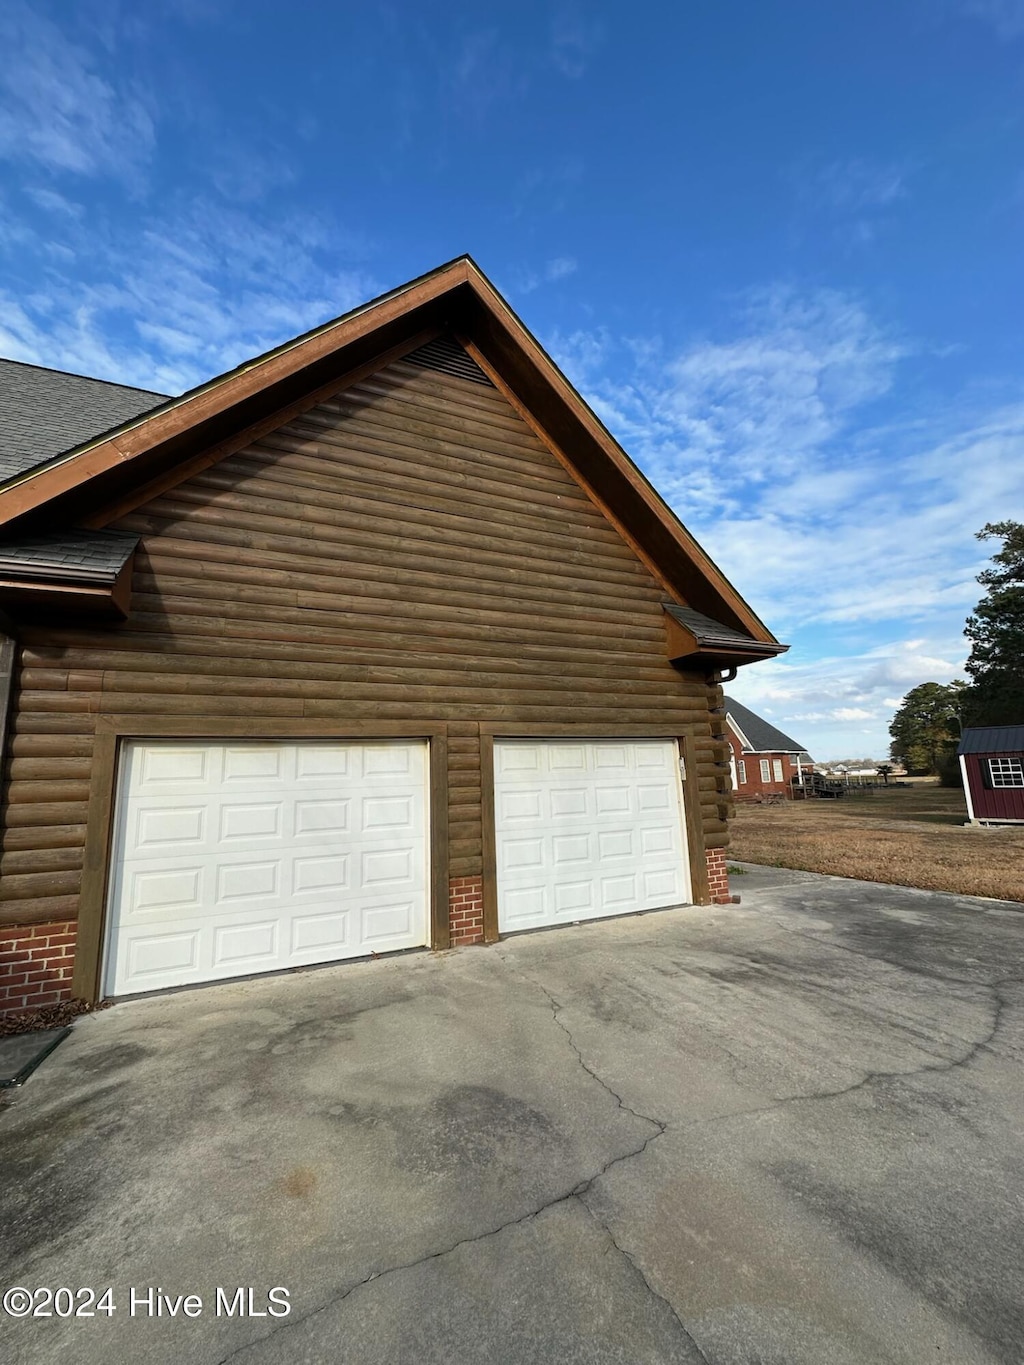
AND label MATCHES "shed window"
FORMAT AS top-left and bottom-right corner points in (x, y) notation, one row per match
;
(989, 758), (1024, 788)
(738, 759), (747, 785)
(772, 759), (784, 782)
(759, 759), (771, 783)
